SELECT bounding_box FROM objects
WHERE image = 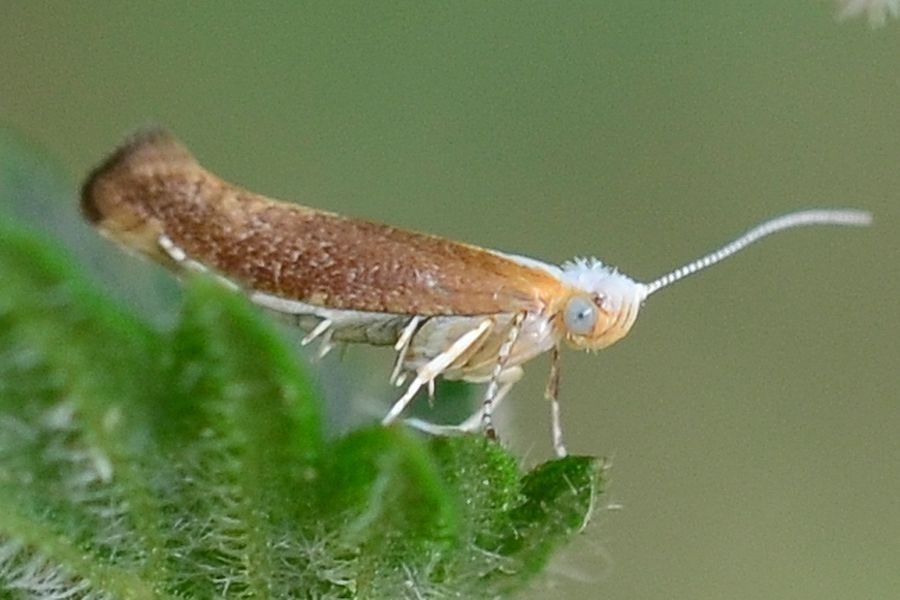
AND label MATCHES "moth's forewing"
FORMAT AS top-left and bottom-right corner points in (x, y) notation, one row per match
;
(82, 130), (566, 317)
